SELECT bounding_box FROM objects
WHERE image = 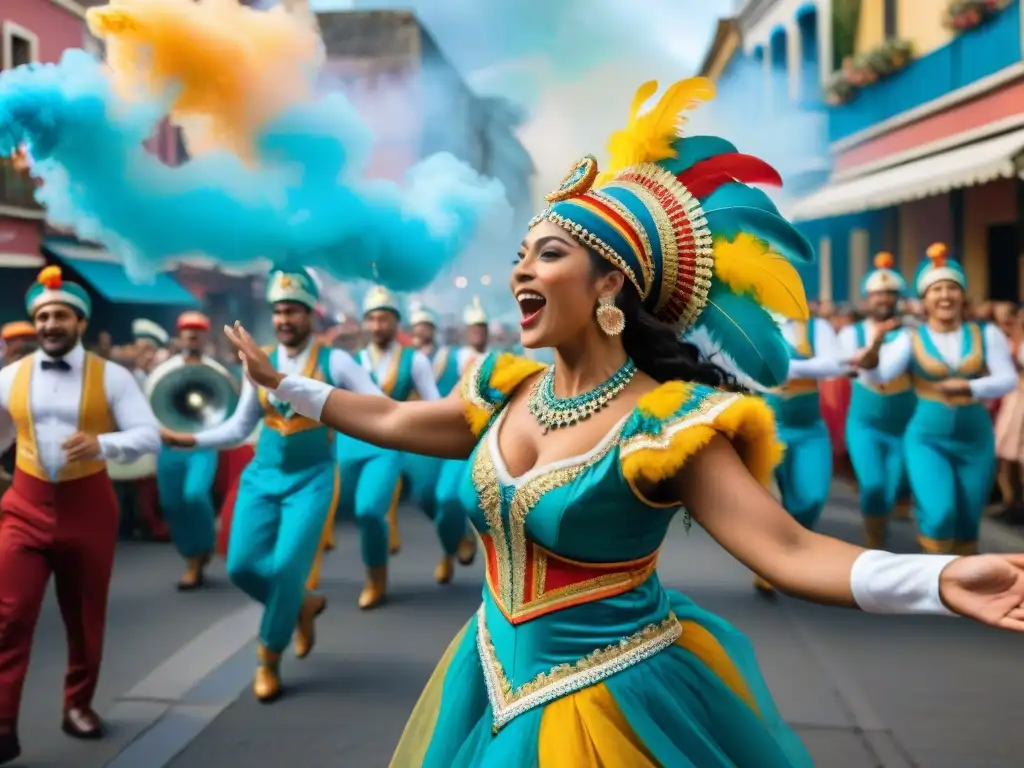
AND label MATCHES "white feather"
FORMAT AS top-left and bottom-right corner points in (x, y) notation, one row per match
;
(683, 326), (782, 394)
